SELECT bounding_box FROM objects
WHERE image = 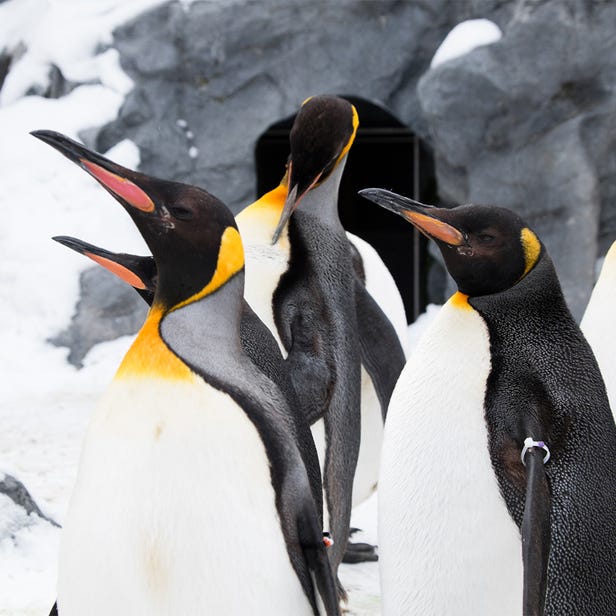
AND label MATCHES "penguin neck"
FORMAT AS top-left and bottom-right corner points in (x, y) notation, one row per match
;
(159, 273), (246, 371)
(246, 182), (287, 220)
(469, 254), (572, 328)
(295, 156), (347, 232)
